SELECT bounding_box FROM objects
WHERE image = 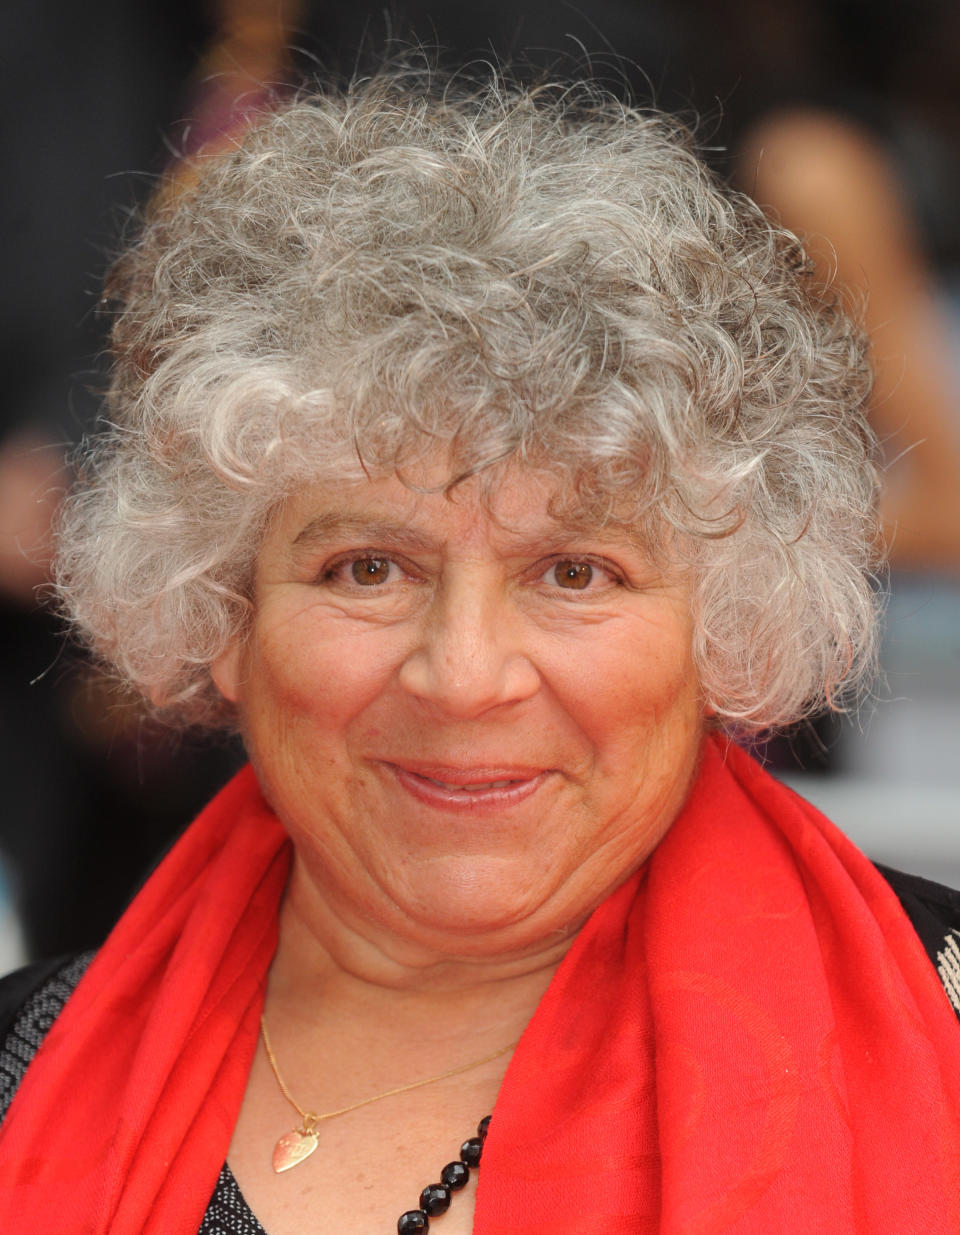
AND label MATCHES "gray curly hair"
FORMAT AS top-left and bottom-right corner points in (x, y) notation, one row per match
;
(56, 70), (880, 731)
